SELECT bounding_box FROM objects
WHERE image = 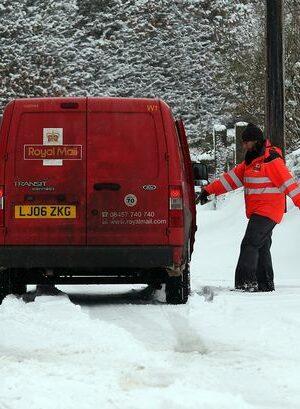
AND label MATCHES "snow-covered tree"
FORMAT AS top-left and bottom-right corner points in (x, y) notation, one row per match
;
(0, 0), (77, 108)
(0, 0), (299, 153)
(285, 0), (300, 151)
(69, 0), (225, 144)
(1, 0), (256, 145)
